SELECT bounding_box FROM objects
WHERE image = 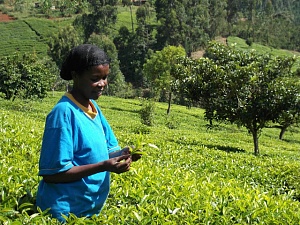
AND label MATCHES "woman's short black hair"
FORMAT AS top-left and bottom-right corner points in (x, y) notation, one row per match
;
(60, 44), (110, 81)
